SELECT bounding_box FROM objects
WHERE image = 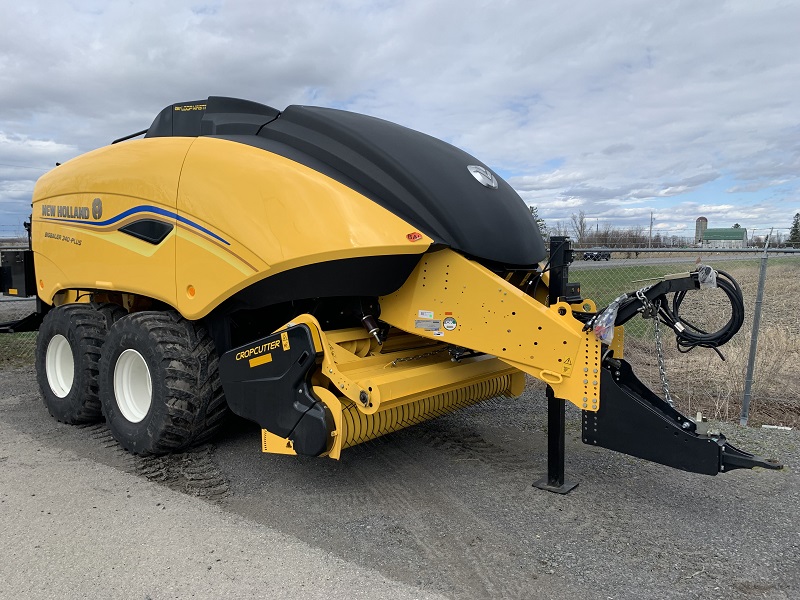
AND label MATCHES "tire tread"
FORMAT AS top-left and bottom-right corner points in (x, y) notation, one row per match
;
(100, 310), (228, 455)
